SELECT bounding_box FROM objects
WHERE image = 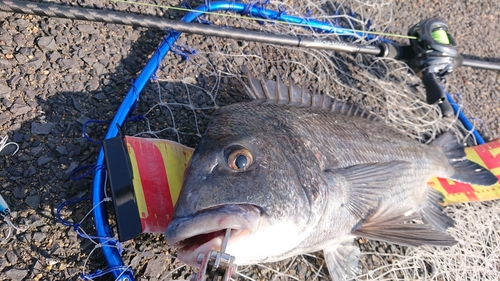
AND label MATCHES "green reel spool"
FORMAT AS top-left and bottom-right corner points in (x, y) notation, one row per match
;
(431, 28), (450, 45)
